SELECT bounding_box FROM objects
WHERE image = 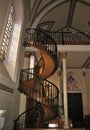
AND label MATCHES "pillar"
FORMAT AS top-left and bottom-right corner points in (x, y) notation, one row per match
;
(61, 52), (69, 128)
(82, 69), (88, 115)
